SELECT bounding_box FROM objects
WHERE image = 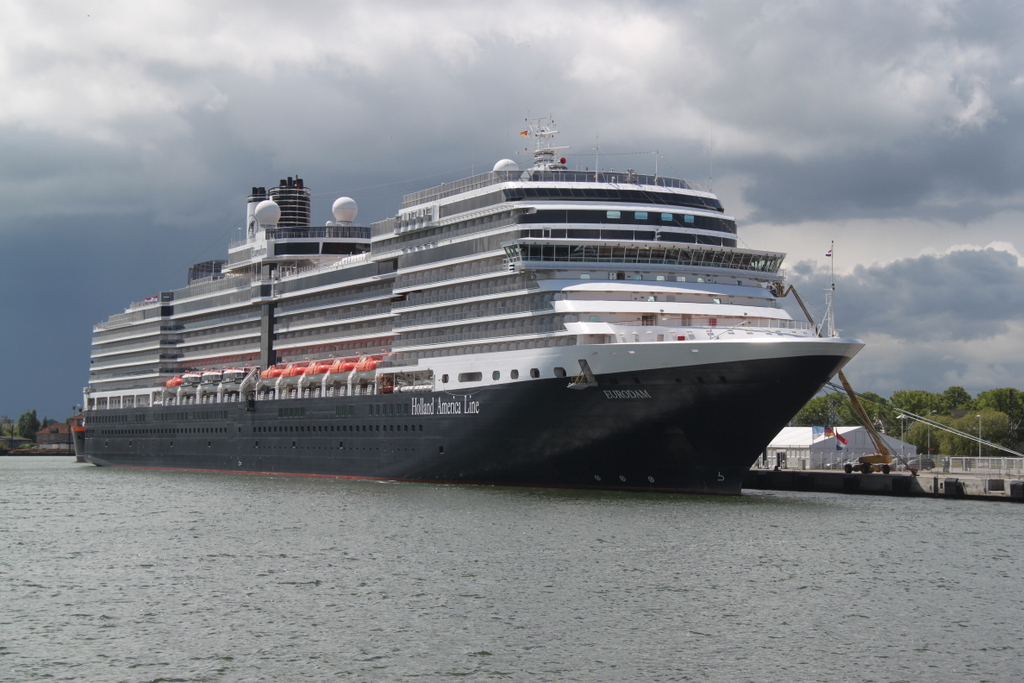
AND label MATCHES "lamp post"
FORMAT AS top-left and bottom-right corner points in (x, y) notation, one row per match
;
(977, 414), (983, 459)
(927, 411), (937, 467)
(898, 414), (909, 466)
